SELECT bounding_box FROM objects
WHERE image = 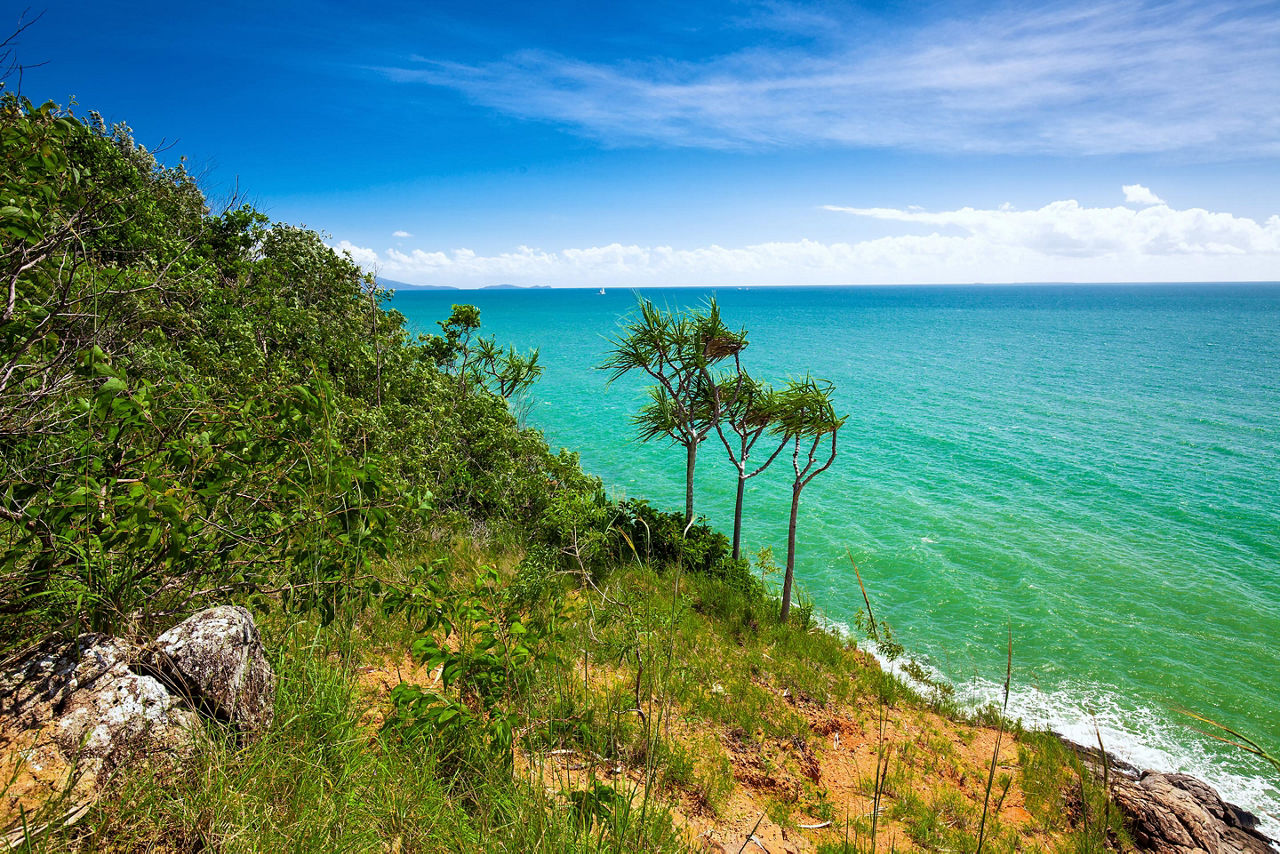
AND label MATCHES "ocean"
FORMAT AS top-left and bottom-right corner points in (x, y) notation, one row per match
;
(391, 283), (1280, 833)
